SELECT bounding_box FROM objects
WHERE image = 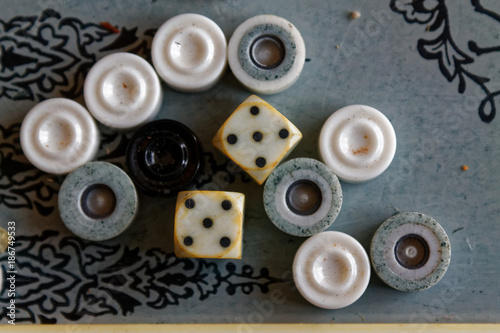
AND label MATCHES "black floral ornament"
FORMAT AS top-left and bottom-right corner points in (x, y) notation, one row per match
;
(0, 231), (283, 324)
(391, 0), (500, 122)
(0, 122), (59, 216)
(0, 9), (154, 101)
